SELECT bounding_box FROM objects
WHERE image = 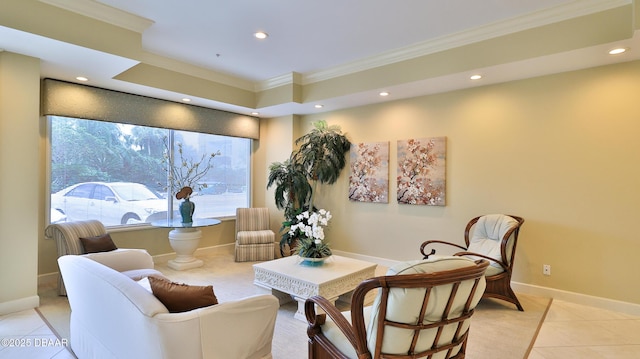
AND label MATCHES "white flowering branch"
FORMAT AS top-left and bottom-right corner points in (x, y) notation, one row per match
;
(162, 140), (220, 195)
